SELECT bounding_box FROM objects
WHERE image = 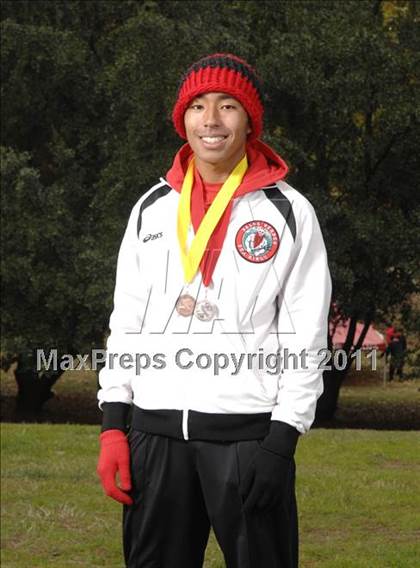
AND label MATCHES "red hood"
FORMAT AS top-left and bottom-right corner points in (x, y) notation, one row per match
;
(166, 139), (289, 287)
(166, 139), (288, 193)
